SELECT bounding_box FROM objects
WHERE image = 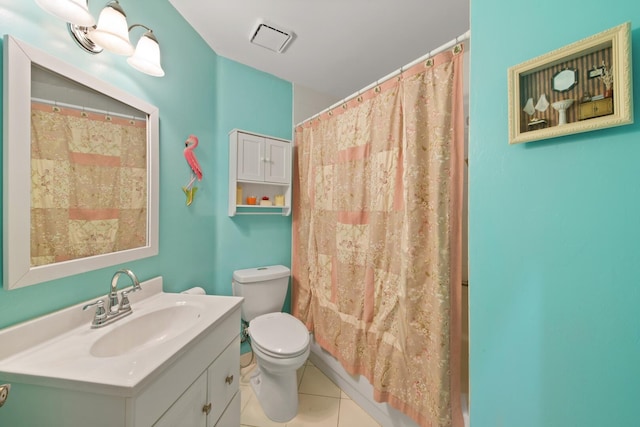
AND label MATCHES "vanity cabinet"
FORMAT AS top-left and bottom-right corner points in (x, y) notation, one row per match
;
(229, 129), (292, 216)
(0, 279), (242, 427)
(0, 314), (241, 427)
(154, 336), (240, 427)
(578, 97), (614, 120)
(131, 311), (241, 427)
